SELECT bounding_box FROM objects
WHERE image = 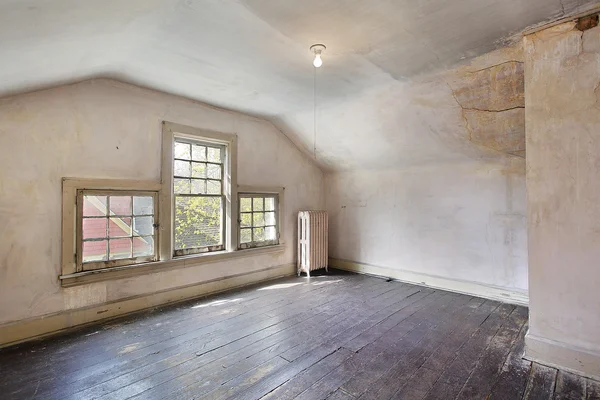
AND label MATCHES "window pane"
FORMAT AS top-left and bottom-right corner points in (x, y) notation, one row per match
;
(192, 144), (207, 161)
(207, 180), (221, 195)
(133, 236), (153, 257)
(133, 196), (153, 215)
(240, 213), (252, 228)
(83, 240), (107, 262)
(265, 197), (275, 211)
(265, 212), (276, 226)
(174, 160), (191, 177)
(207, 147), (221, 163)
(240, 197), (252, 212)
(253, 197), (263, 211)
(174, 142), (191, 160)
(240, 228), (252, 243)
(110, 196), (132, 216)
(207, 164), (221, 179)
(191, 179), (206, 194)
(254, 227), (265, 242)
(109, 217), (132, 237)
(83, 195), (107, 216)
(253, 212), (264, 226)
(109, 238), (132, 260)
(192, 162), (206, 178)
(83, 218), (107, 239)
(133, 216), (153, 236)
(174, 178), (191, 194)
(175, 196), (222, 250)
(266, 226), (276, 241)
